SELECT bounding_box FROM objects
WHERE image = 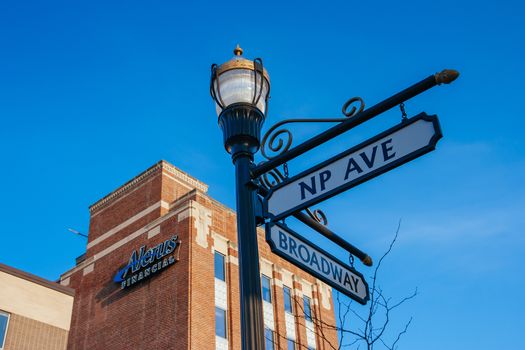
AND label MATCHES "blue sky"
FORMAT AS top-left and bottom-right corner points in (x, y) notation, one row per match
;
(0, 0), (523, 348)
